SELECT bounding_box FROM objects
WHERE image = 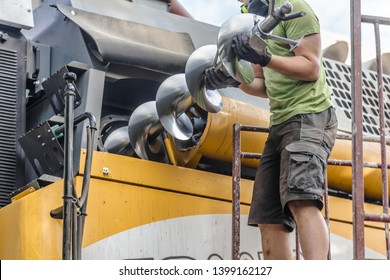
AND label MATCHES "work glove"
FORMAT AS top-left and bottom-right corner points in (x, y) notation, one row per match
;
(232, 33), (272, 67)
(204, 66), (241, 90)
